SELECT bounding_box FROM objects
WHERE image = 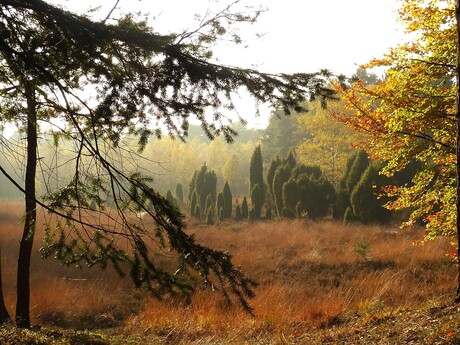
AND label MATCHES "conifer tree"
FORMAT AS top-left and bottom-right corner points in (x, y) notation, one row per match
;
(175, 183), (184, 206)
(218, 207), (225, 222)
(310, 176), (335, 219)
(241, 196), (249, 220)
(235, 203), (242, 221)
(206, 206), (215, 225)
(295, 202), (304, 218)
(166, 190), (175, 205)
(284, 151), (297, 171)
(267, 155), (282, 198)
(223, 181), (233, 219)
(195, 164), (208, 210)
(338, 152), (358, 191)
(281, 165), (335, 220)
(190, 191), (198, 218)
(203, 169), (217, 213)
(346, 150), (369, 194)
(217, 192), (225, 219)
(350, 164), (391, 224)
(190, 164), (217, 218)
(248, 208), (256, 221)
(333, 152), (358, 219)
(250, 184), (262, 219)
(205, 194), (214, 216)
(282, 207), (295, 218)
(343, 206), (355, 224)
(273, 164), (292, 216)
(249, 146), (265, 212)
(292, 164), (322, 180)
(194, 204), (202, 220)
(265, 206), (272, 220)
(281, 178), (300, 216)
(188, 171), (198, 203)
(333, 151), (363, 220)
(333, 189), (349, 220)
